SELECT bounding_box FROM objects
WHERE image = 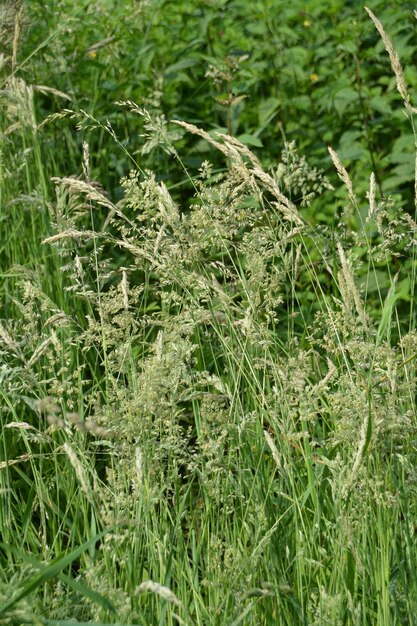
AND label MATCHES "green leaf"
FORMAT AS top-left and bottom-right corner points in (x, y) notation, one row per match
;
(360, 269), (391, 295)
(165, 58), (199, 76)
(257, 97), (280, 126)
(333, 87), (359, 117)
(376, 274), (400, 346)
(369, 94), (392, 115)
(237, 133), (263, 147)
(338, 130), (366, 161)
